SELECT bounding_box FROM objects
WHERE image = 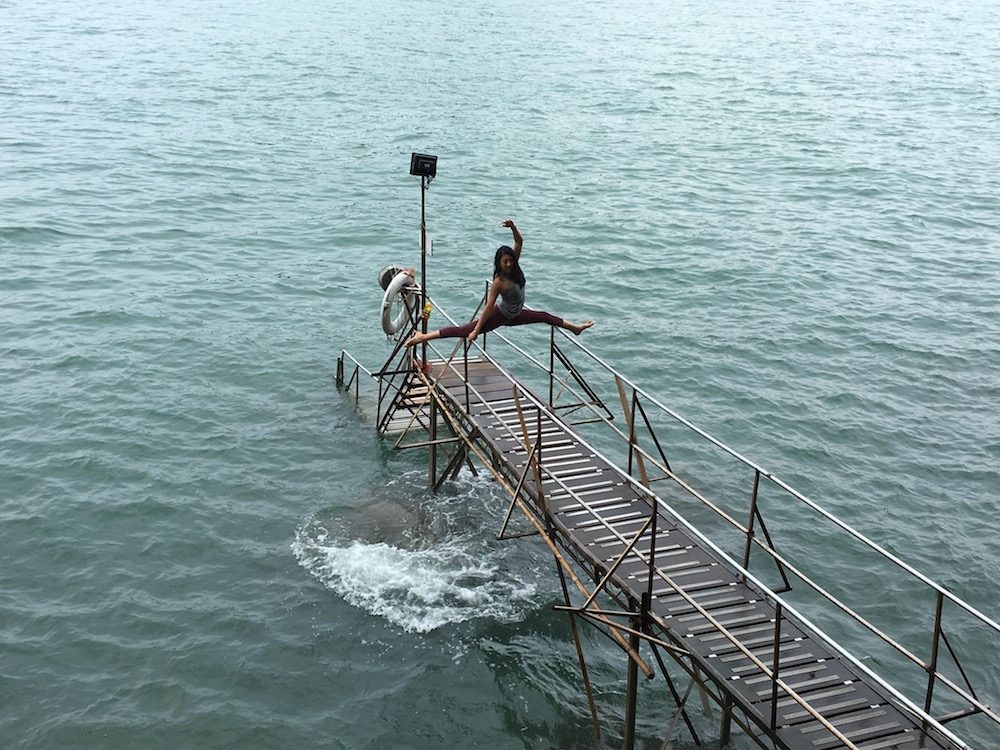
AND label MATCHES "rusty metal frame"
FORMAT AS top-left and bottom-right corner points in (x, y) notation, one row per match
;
(336, 293), (997, 750)
(379, 345), (866, 748)
(473, 324), (1000, 742)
